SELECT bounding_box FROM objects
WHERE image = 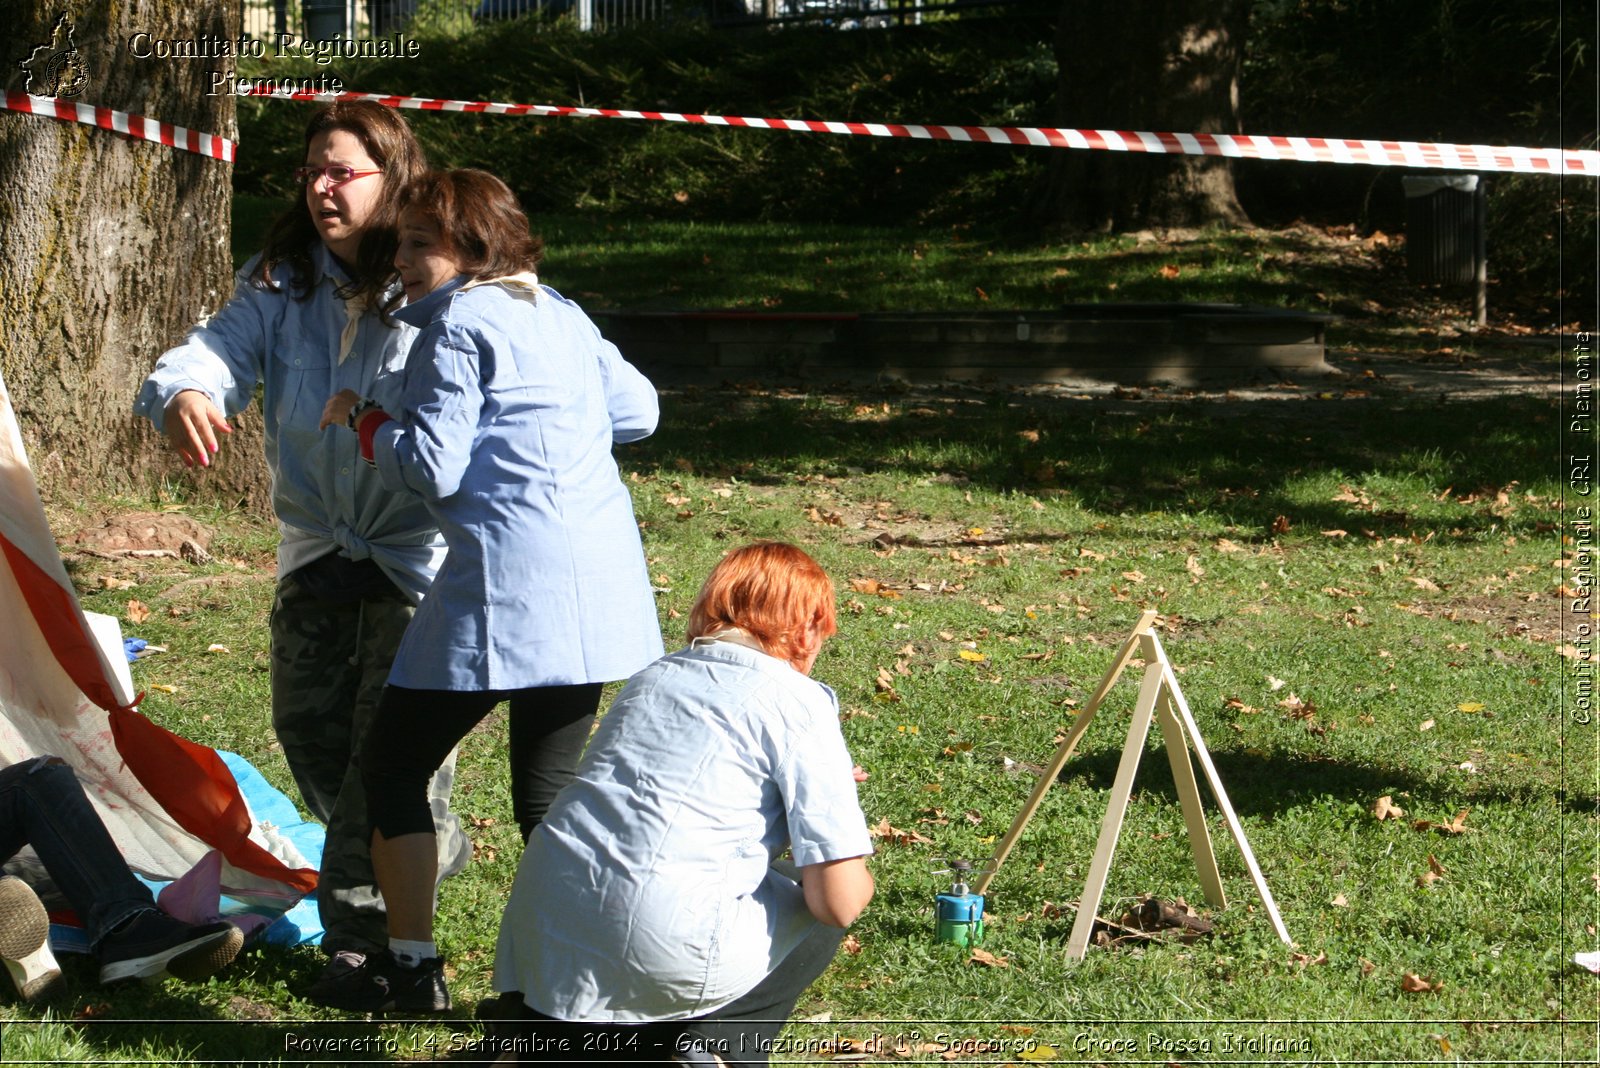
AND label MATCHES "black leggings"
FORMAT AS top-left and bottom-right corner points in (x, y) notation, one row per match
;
(361, 682), (602, 843)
